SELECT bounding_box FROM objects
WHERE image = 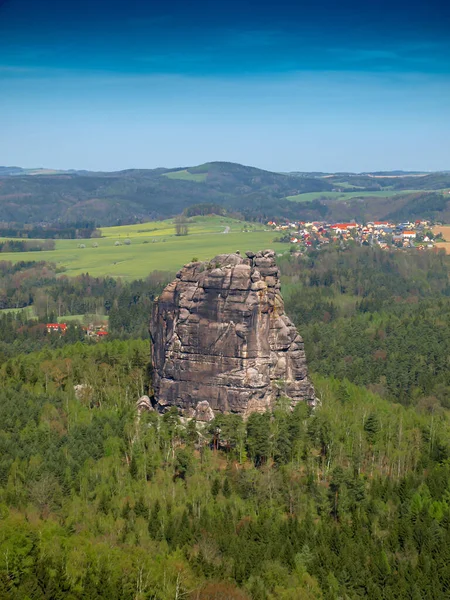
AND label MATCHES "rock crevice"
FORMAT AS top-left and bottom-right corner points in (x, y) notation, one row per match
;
(150, 250), (315, 419)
